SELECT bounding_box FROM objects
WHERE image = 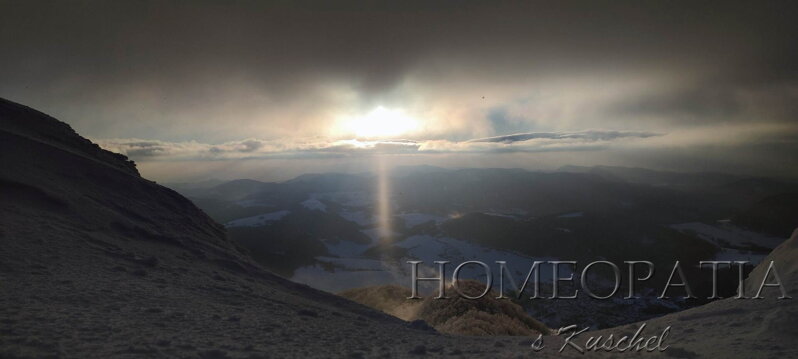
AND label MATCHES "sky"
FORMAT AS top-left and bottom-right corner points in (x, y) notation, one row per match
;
(1, 1), (797, 182)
